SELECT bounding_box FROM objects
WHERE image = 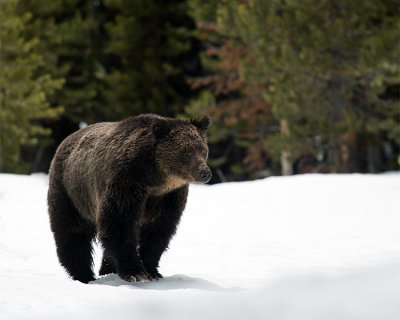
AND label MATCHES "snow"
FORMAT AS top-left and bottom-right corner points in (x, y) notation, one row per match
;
(1, 172), (399, 319)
